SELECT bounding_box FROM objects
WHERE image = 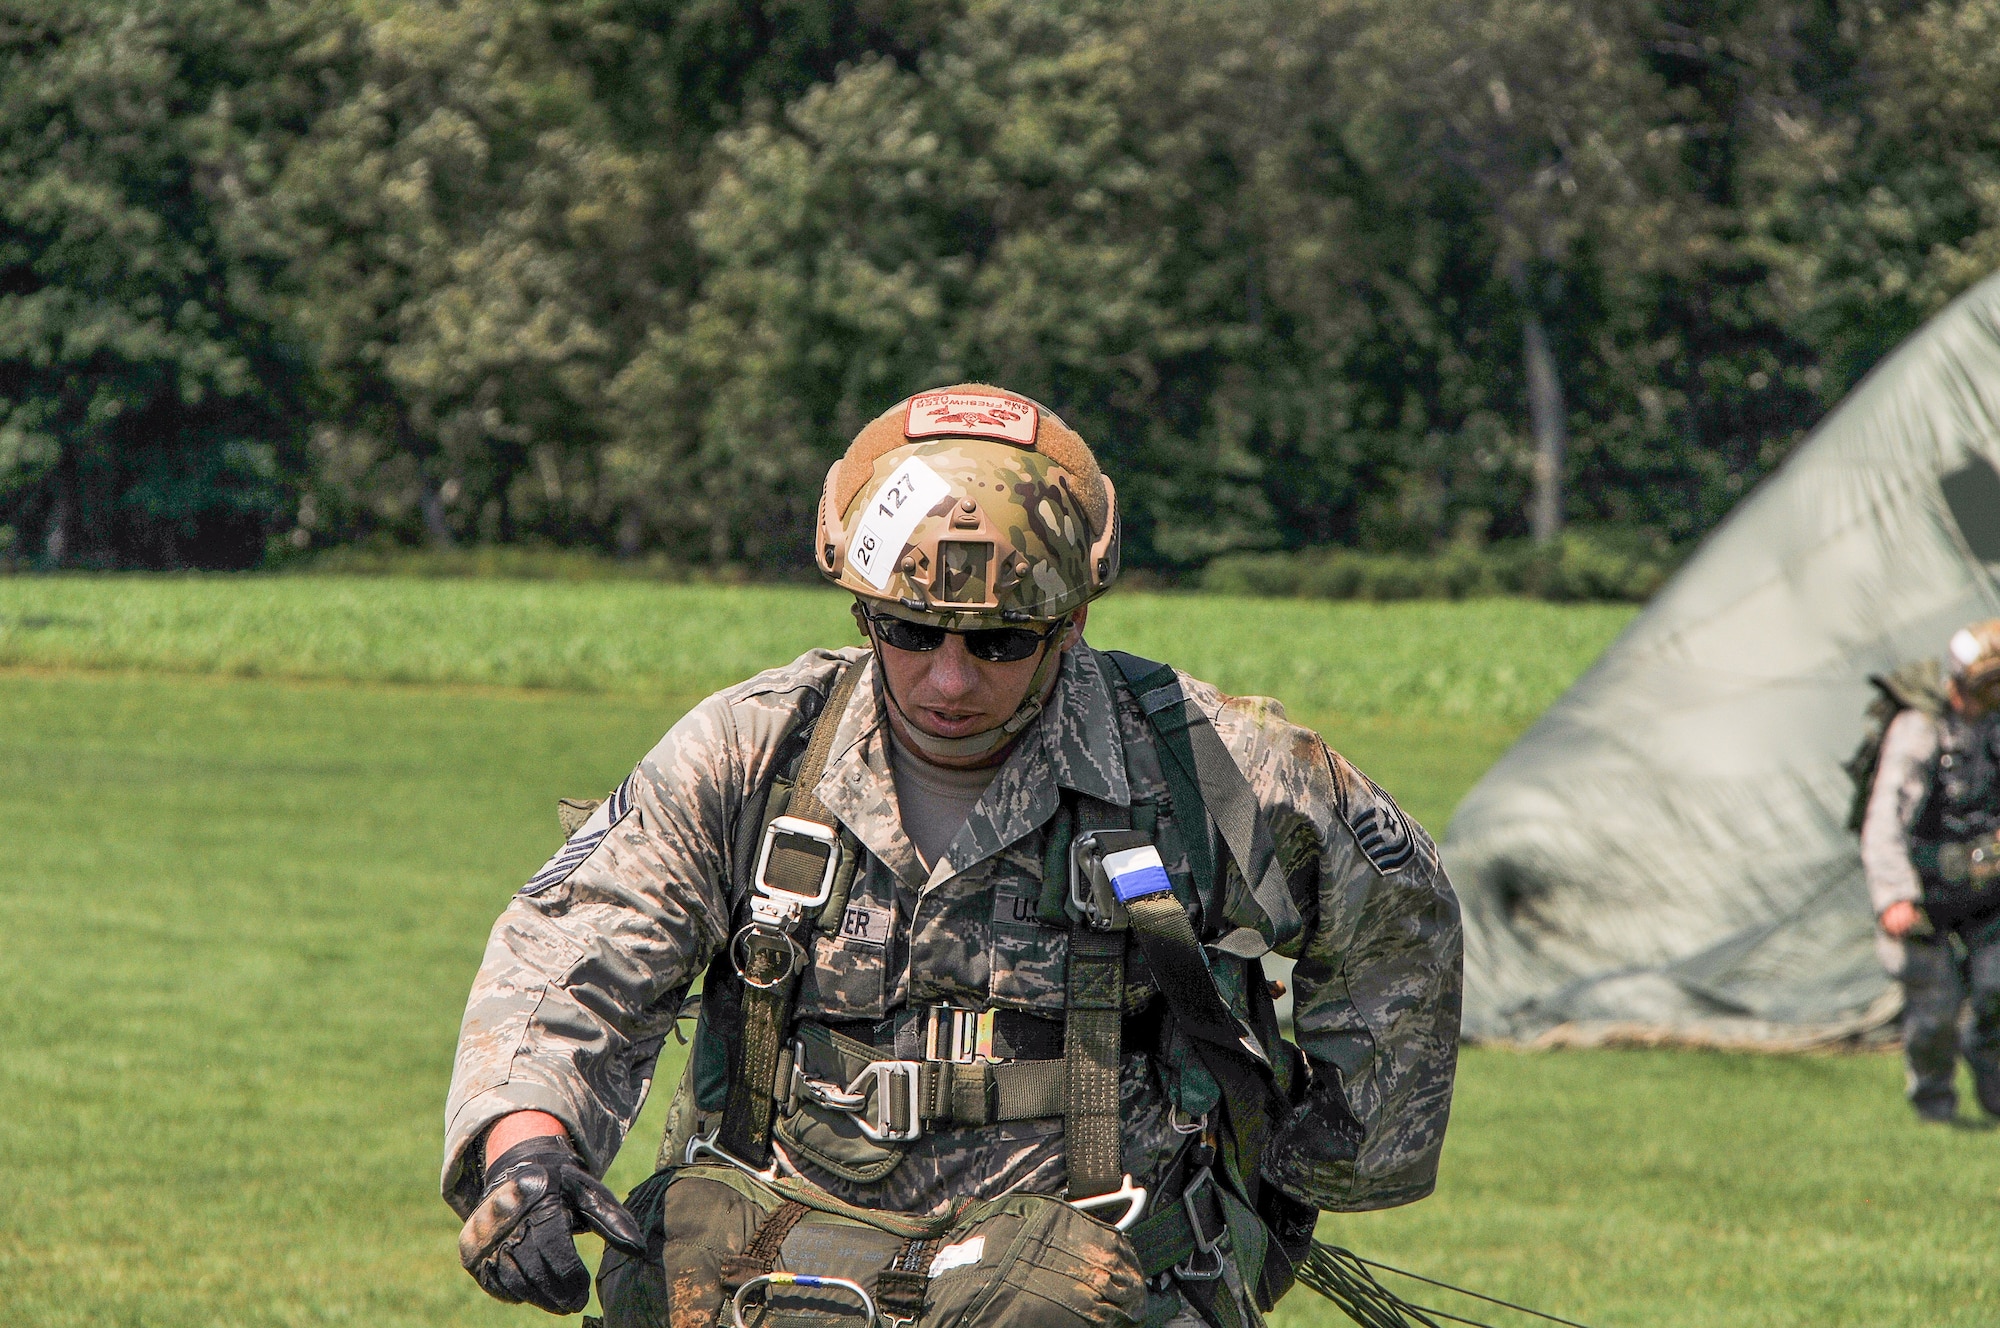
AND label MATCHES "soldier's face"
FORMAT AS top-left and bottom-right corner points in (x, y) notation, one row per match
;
(1955, 674), (2000, 718)
(872, 606), (1087, 765)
